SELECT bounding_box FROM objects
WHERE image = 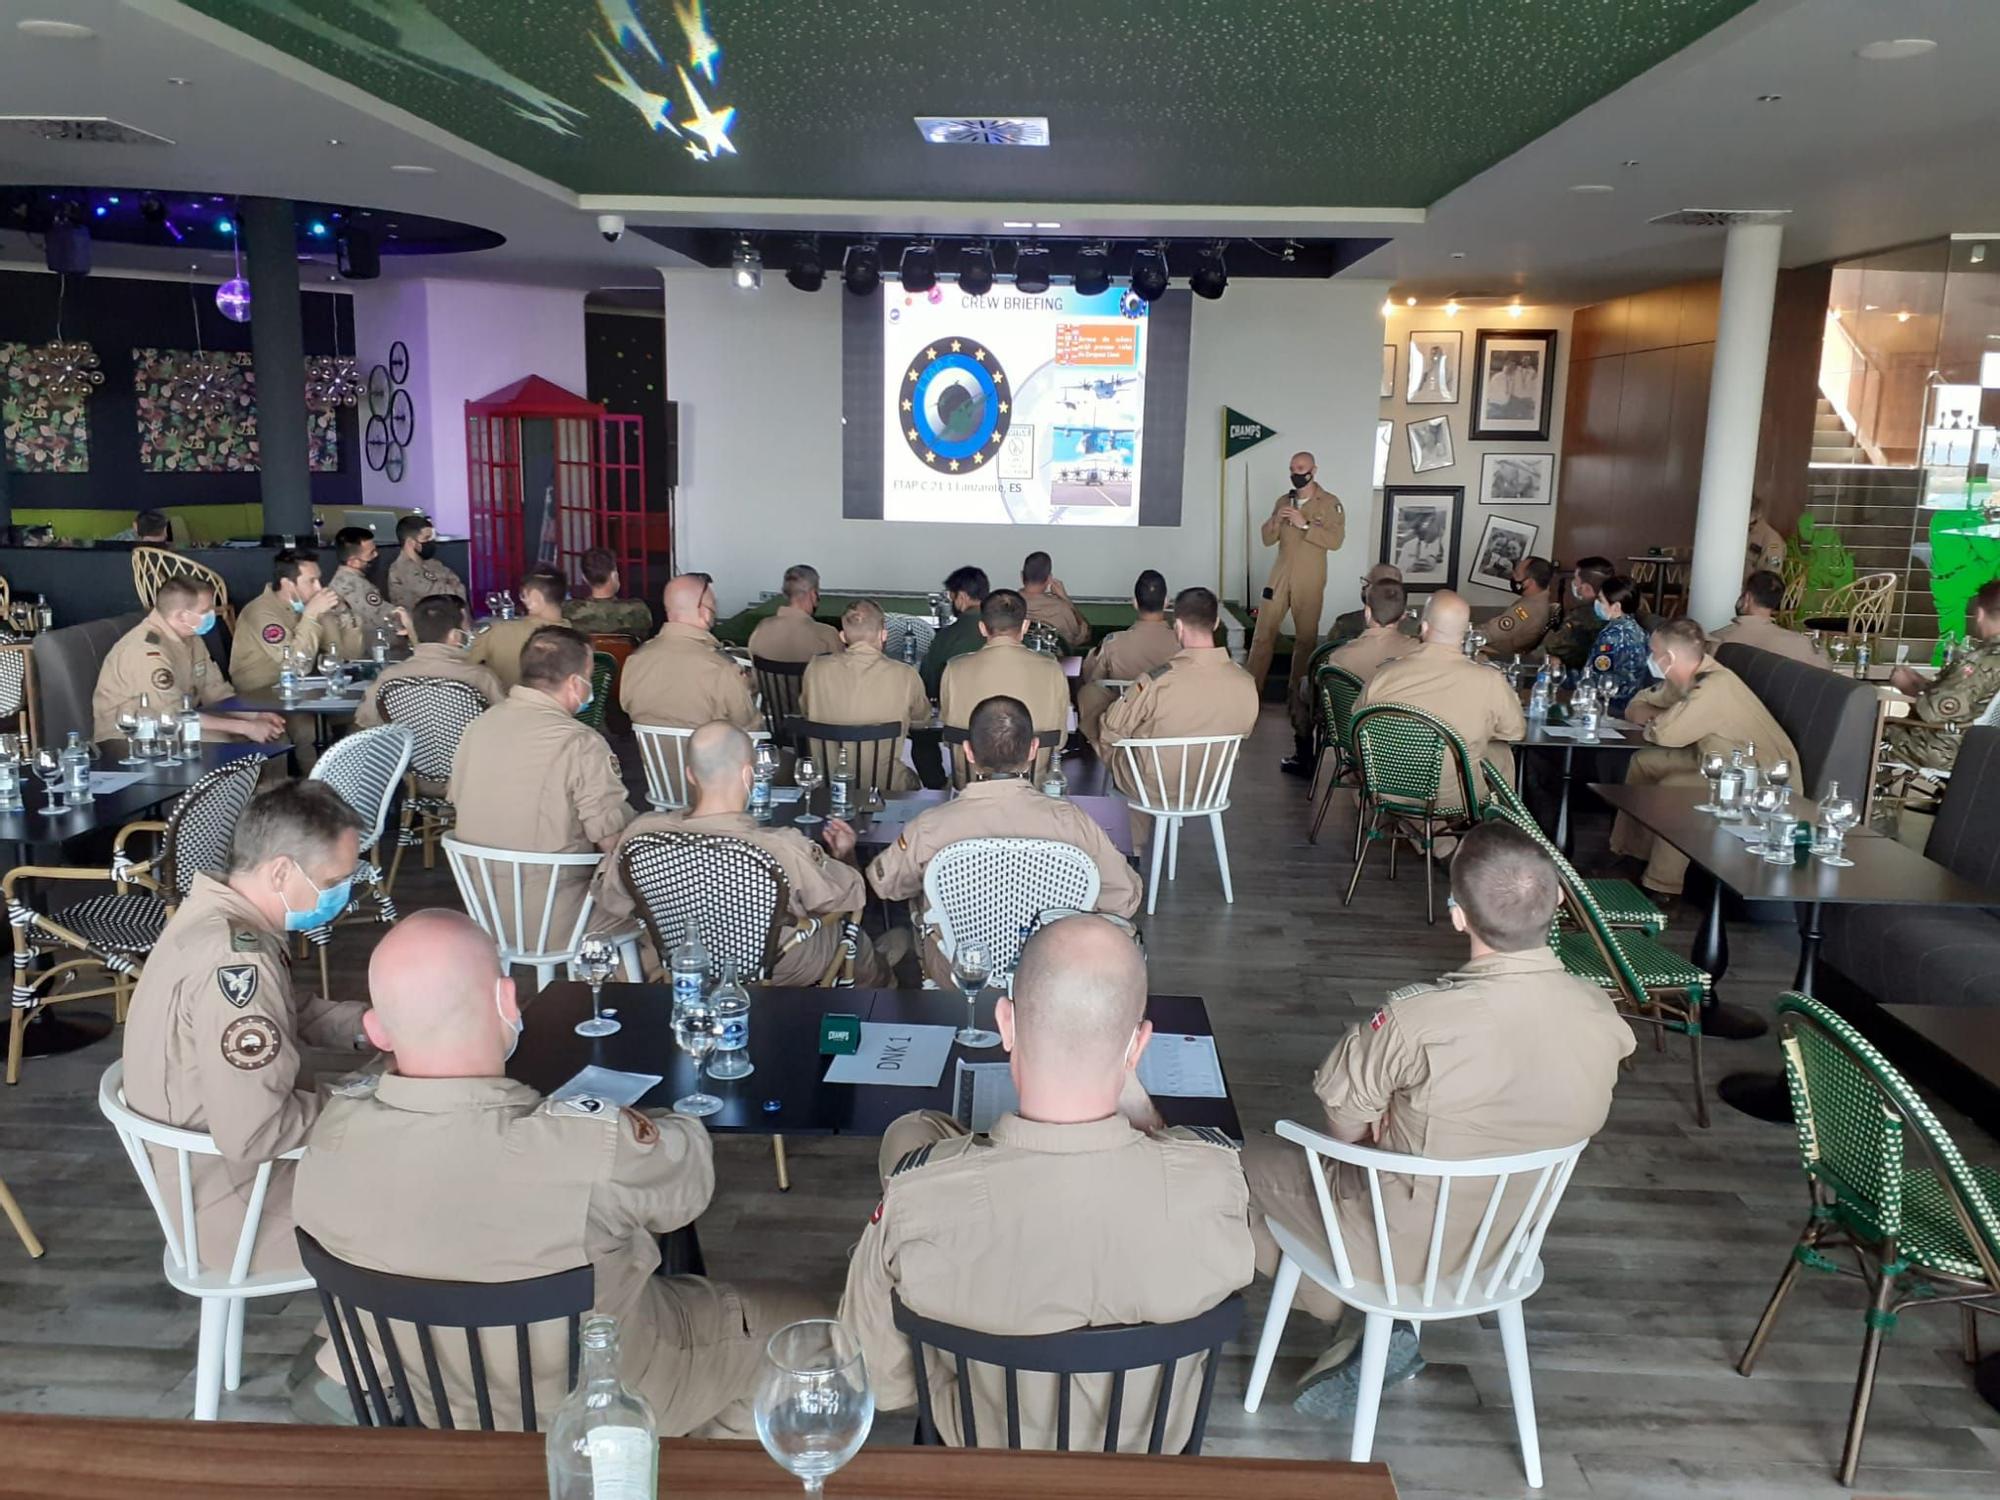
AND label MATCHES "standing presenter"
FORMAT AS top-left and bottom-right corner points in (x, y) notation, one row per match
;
(1245, 450), (1344, 772)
